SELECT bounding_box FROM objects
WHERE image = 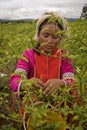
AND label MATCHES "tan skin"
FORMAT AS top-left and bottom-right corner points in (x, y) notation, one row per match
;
(31, 23), (65, 97)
